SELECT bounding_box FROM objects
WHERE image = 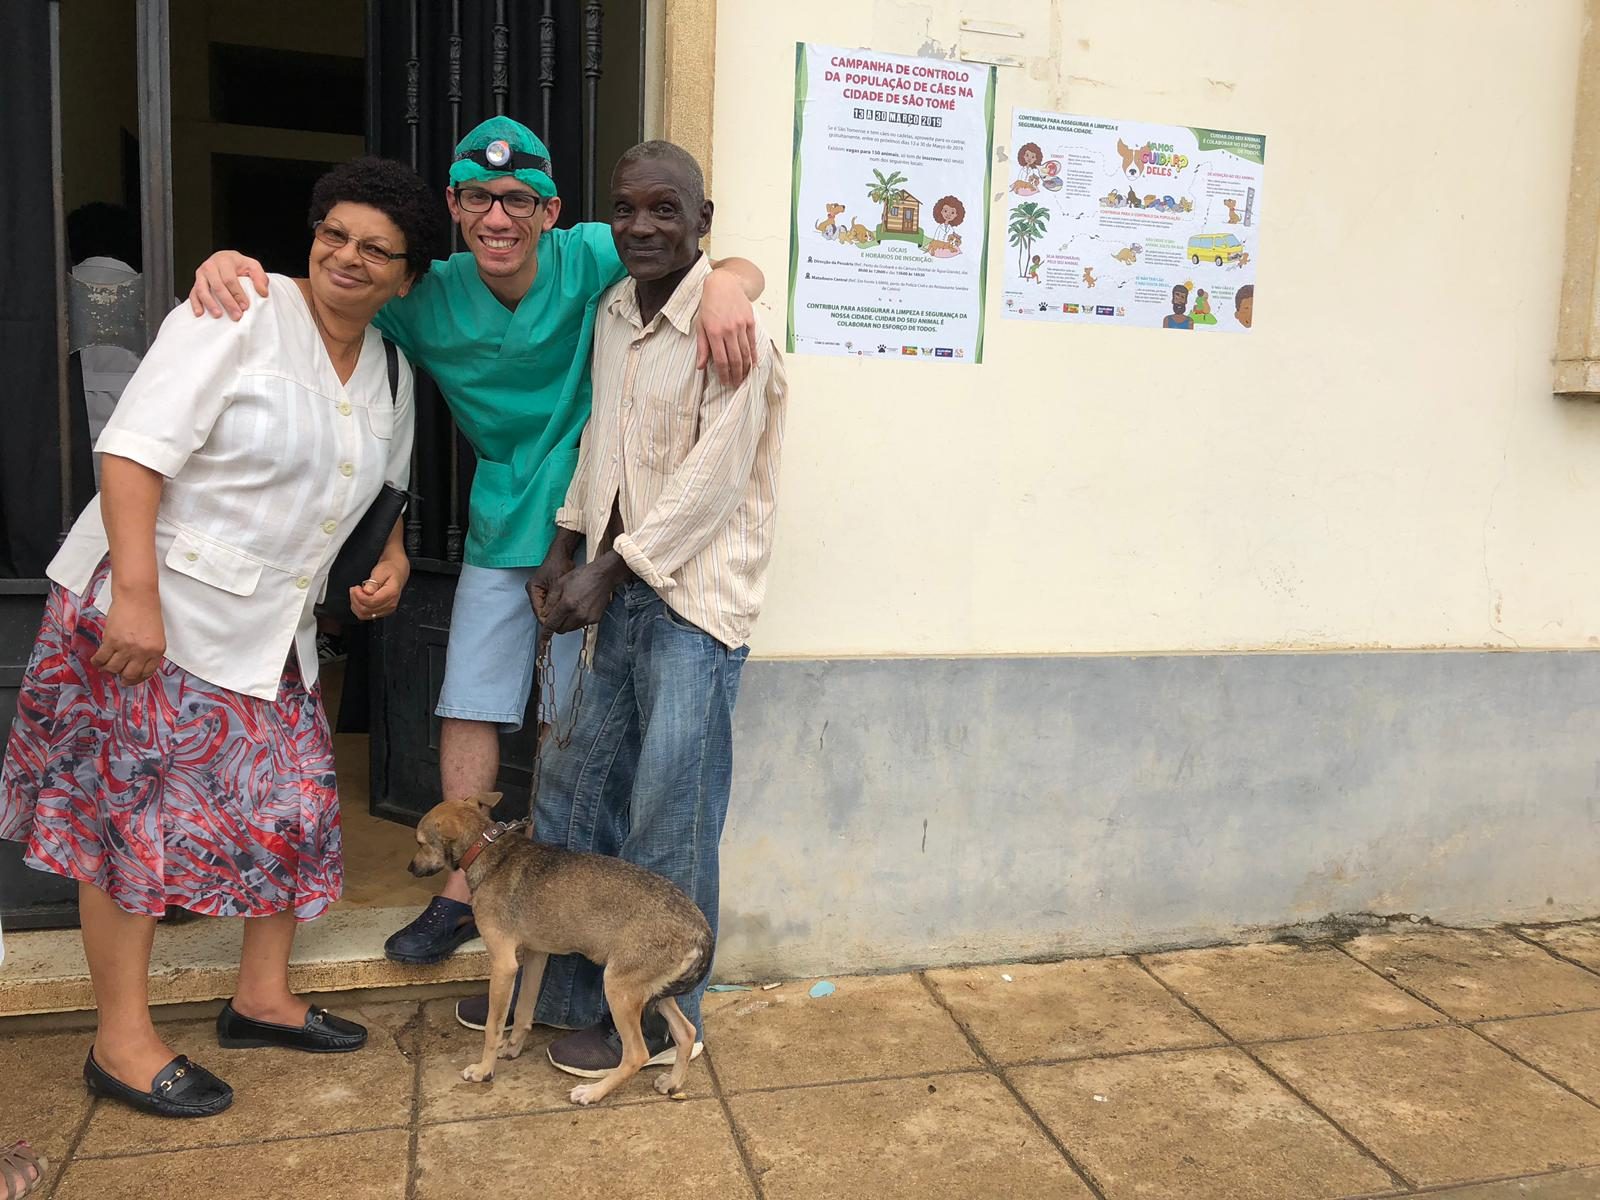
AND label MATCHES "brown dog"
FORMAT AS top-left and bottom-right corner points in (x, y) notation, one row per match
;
(409, 794), (713, 1105)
